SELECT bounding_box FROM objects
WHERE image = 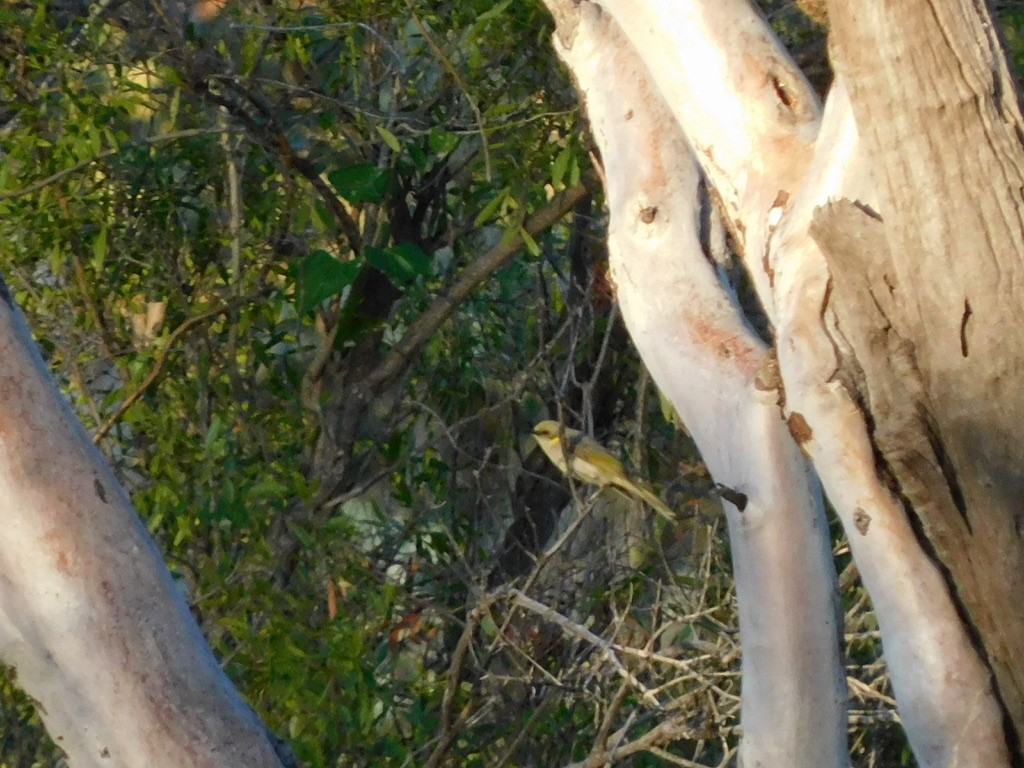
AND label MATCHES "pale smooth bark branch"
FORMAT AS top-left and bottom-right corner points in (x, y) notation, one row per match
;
(0, 288), (287, 767)
(590, 0), (821, 311)
(578, 1), (1014, 764)
(770, 79), (1010, 768)
(546, 5), (848, 767)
